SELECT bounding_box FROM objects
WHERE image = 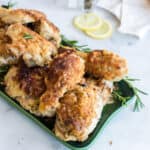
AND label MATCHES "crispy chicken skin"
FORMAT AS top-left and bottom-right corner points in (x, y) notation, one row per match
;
(5, 23), (57, 67)
(54, 79), (113, 141)
(0, 7), (61, 66)
(4, 62), (58, 116)
(0, 8), (45, 25)
(35, 18), (61, 47)
(58, 47), (128, 81)
(17, 62), (47, 97)
(86, 50), (128, 81)
(4, 66), (46, 116)
(0, 7), (61, 47)
(4, 51), (85, 117)
(0, 28), (16, 65)
(39, 51), (85, 116)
